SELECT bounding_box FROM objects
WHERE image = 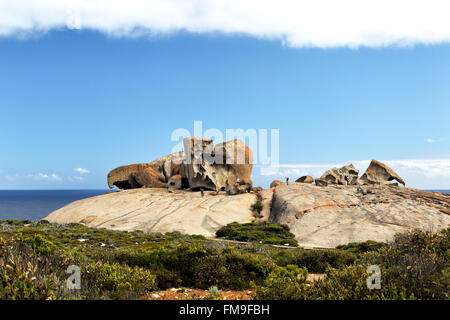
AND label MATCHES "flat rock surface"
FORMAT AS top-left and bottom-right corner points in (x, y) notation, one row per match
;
(45, 188), (256, 237)
(270, 183), (450, 248)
